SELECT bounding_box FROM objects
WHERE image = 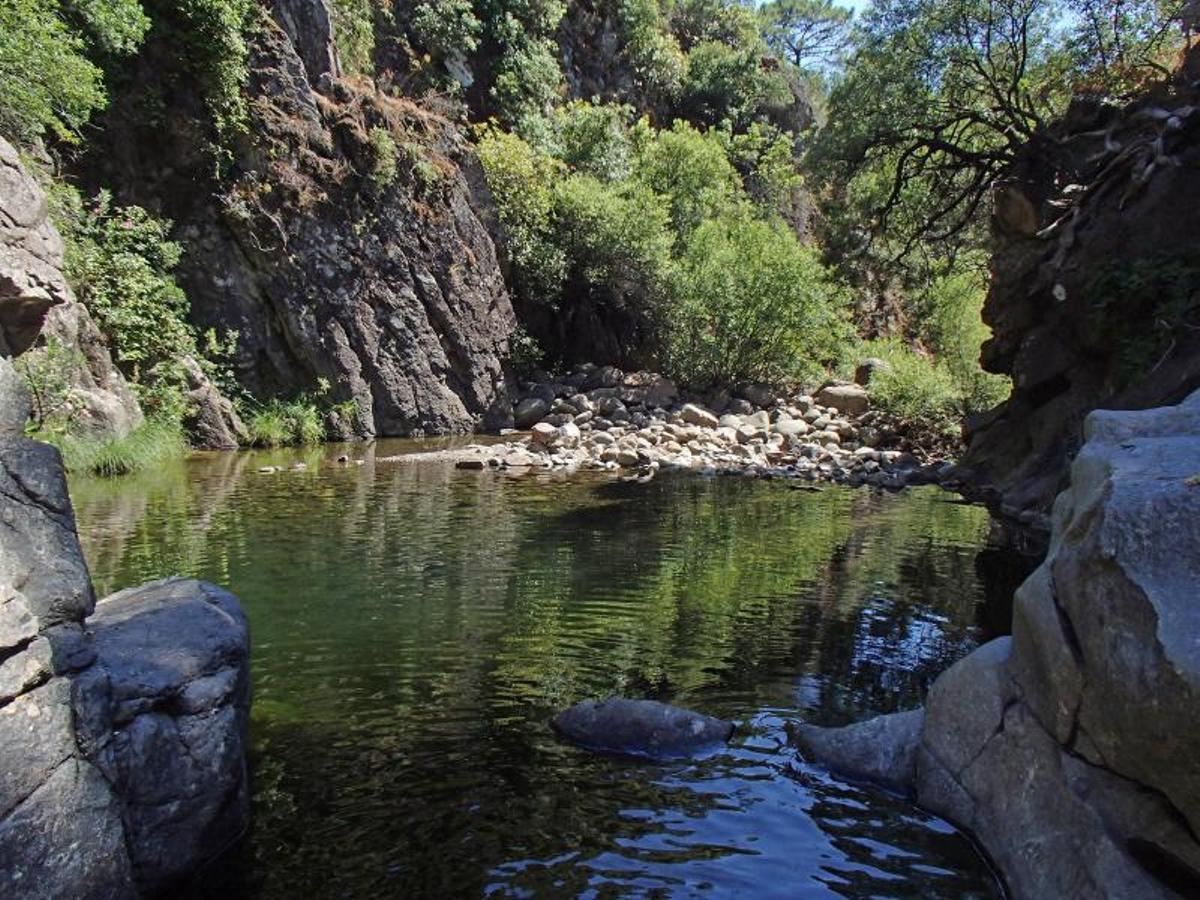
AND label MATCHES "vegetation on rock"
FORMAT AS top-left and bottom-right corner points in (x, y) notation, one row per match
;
(0, 0), (1192, 466)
